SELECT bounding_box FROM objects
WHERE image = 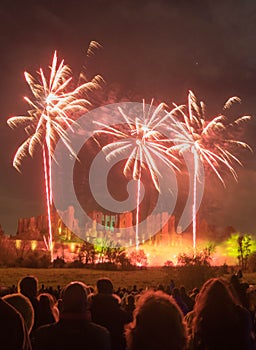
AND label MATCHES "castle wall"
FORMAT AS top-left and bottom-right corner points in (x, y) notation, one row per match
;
(15, 208), (181, 247)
